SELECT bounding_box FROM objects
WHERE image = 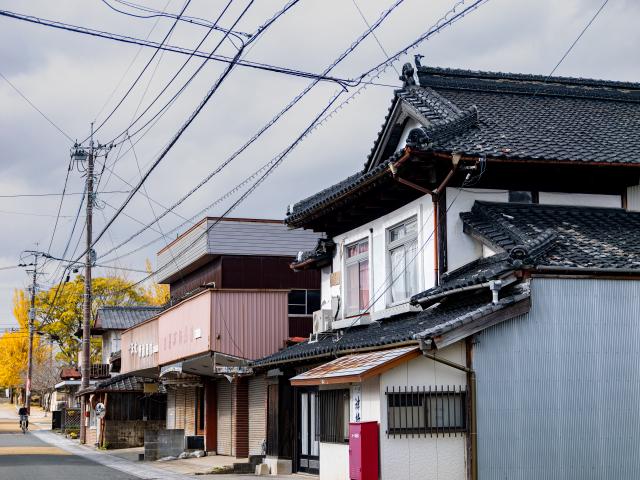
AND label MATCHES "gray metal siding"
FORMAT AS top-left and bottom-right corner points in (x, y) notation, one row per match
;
(205, 220), (318, 257)
(248, 375), (267, 456)
(157, 220), (318, 284)
(474, 278), (640, 479)
(217, 380), (233, 456)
